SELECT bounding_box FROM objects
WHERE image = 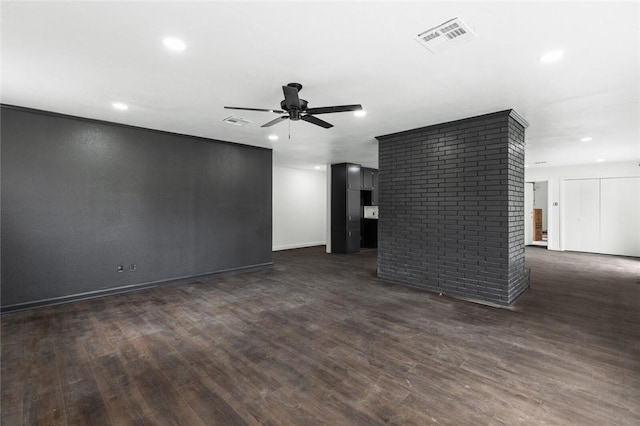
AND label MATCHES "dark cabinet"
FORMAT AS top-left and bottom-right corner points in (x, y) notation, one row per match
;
(347, 190), (361, 227)
(332, 163), (378, 254)
(347, 164), (361, 189)
(347, 228), (360, 252)
(331, 163), (362, 254)
(361, 167), (375, 190)
(371, 170), (379, 205)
